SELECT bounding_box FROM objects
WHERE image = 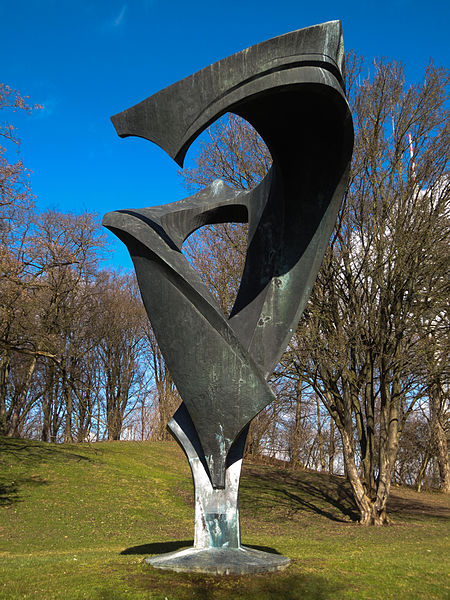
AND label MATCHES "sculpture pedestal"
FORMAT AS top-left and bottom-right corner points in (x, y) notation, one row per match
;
(145, 546), (290, 575)
(144, 413), (290, 575)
